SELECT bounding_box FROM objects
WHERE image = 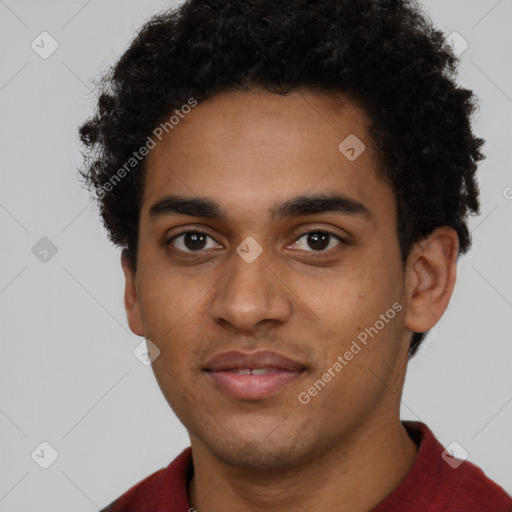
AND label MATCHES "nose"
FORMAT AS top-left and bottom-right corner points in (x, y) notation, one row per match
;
(210, 248), (293, 333)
